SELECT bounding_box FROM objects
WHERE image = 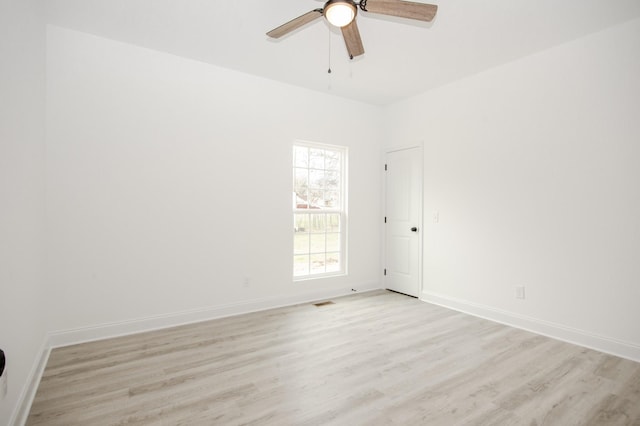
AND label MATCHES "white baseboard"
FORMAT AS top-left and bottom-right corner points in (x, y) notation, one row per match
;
(11, 284), (380, 425)
(421, 291), (640, 363)
(10, 342), (51, 426)
(47, 284), (381, 349)
(11, 285), (384, 425)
